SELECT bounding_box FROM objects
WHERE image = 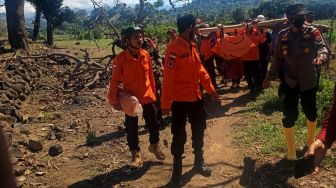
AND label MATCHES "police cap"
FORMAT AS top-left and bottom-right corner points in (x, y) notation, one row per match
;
(285, 3), (308, 17)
